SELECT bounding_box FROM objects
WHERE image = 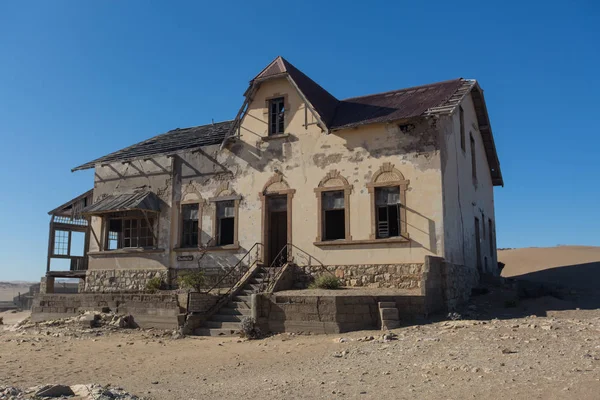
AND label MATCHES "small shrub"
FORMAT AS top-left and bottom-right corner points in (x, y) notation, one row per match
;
(146, 277), (164, 293)
(309, 275), (341, 290)
(0, 317), (3, 325)
(239, 316), (261, 340)
(177, 269), (206, 293)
